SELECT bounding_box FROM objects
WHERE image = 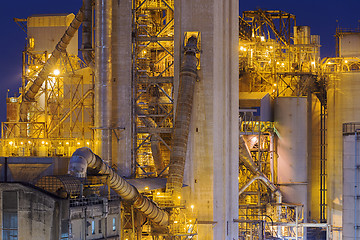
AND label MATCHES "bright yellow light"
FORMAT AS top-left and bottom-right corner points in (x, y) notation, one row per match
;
(59, 142), (62, 145)
(189, 220), (192, 222)
(345, 60), (348, 64)
(66, 142), (69, 145)
(157, 192), (160, 195)
(28, 141), (31, 144)
(53, 69), (60, 76)
(144, 186), (149, 190)
(178, 196), (181, 199)
(77, 142), (80, 145)
(45, 142), (48, 145)
(86, 141), (90, 145)
(190, 205), (194, 209)
(273, 83), (277, 87)
(9, 141), (13, 146)
(41, 141), (45, 145)
(20, 142), (23, 145)
(260, 36), (265, 42)
(174, 221), (178, 224)
(269, 46), (273, 49)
